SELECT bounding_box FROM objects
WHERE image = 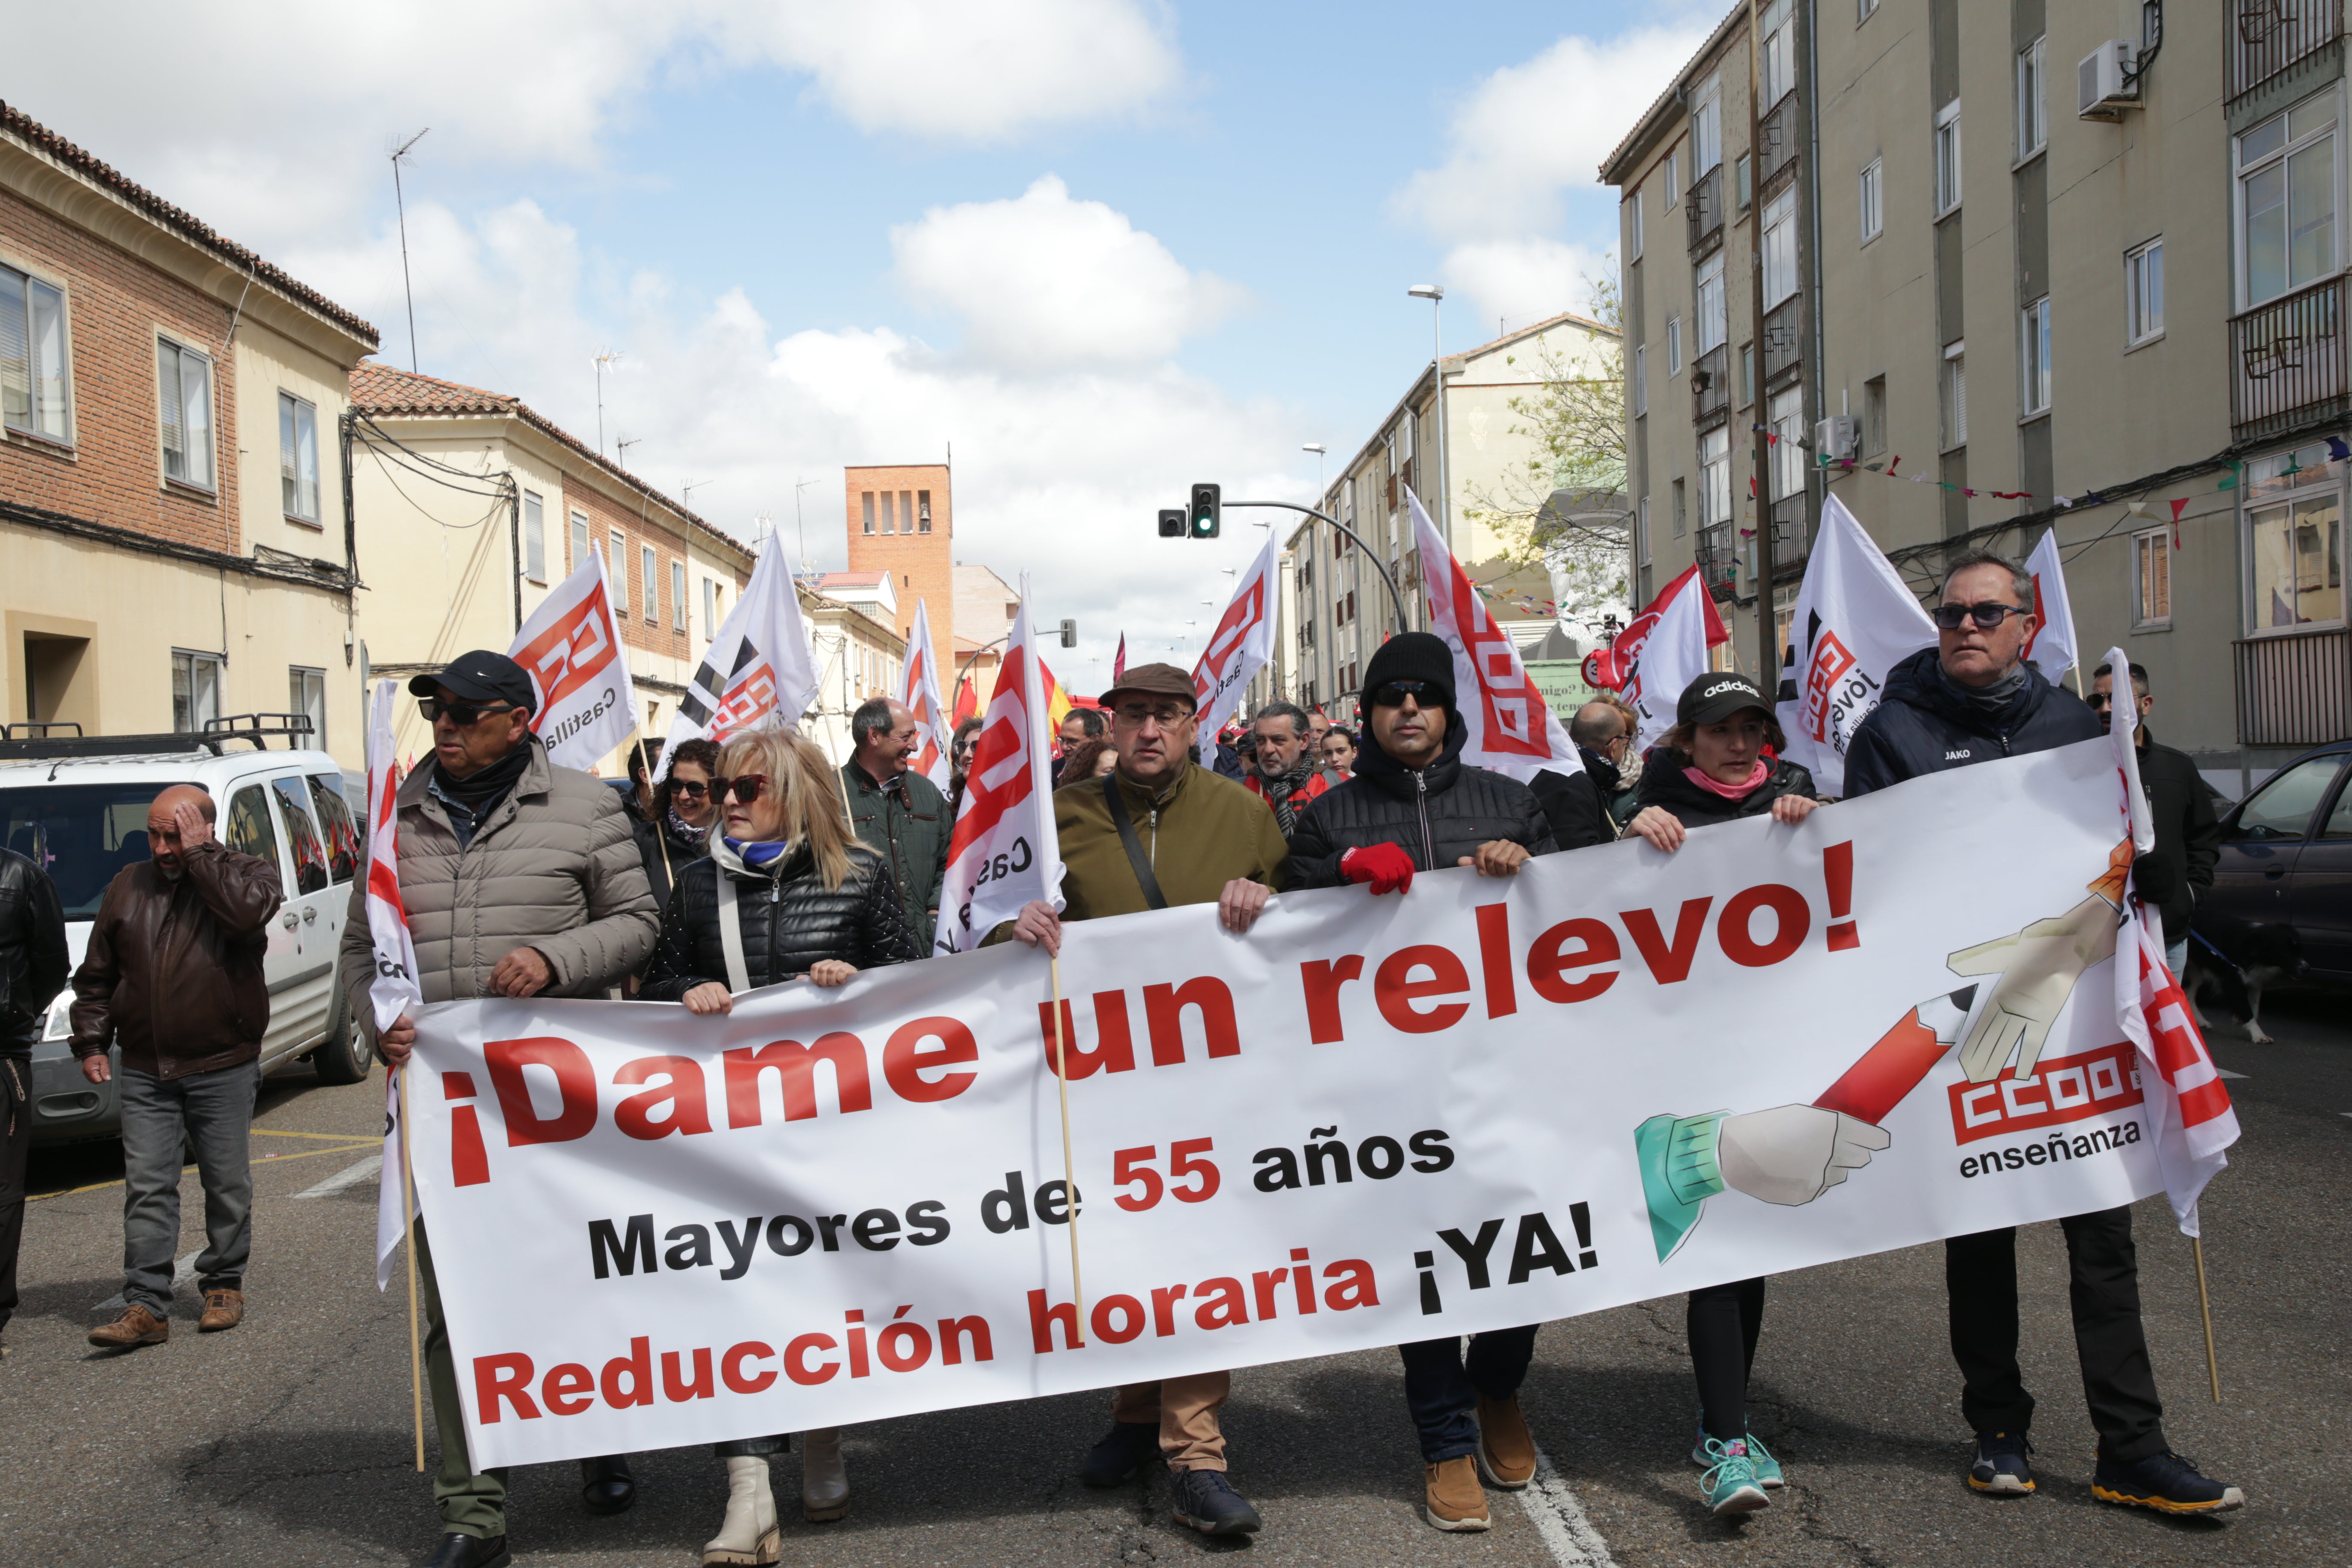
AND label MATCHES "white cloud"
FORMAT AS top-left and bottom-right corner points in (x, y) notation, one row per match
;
(891, 177), (1247, 369)
(1440, 238), (1611, 337)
